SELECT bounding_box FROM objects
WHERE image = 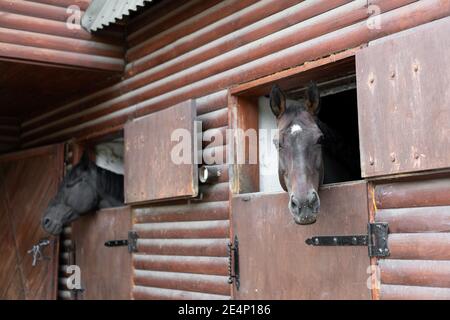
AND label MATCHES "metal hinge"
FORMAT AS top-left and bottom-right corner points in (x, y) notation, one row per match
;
(104, 231), (138, 253)
(305, 222), (389, 258)
(228, 235), (240, 290)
